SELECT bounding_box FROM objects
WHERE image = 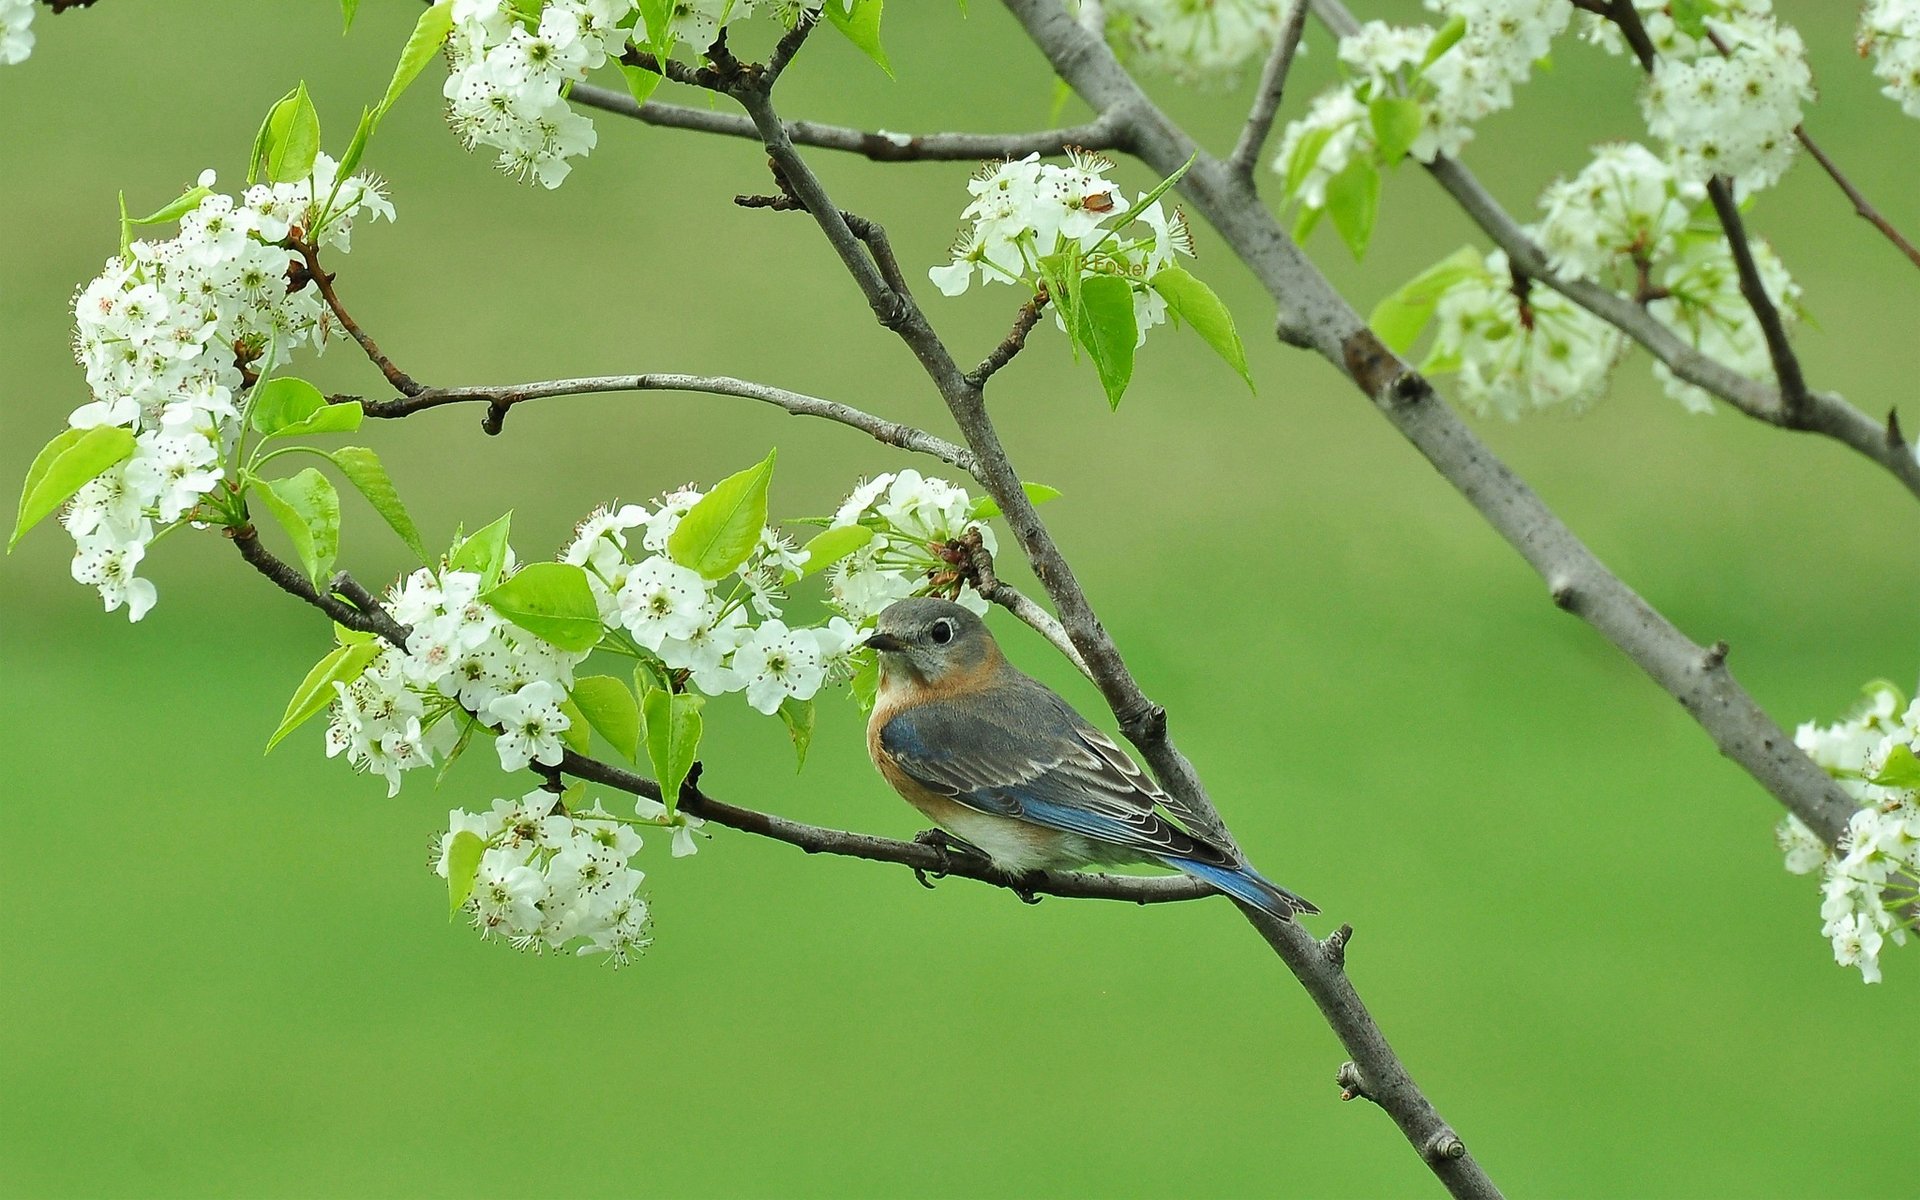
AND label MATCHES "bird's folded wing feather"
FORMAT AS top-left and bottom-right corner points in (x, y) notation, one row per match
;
(879, 680), (1235, 866)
